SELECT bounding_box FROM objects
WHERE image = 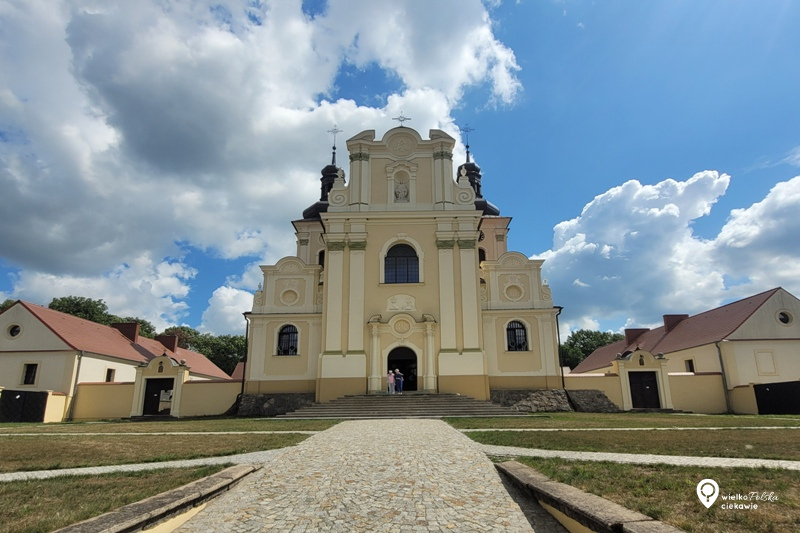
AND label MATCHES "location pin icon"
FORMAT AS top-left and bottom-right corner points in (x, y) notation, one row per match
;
(697, 479), (719, 508)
